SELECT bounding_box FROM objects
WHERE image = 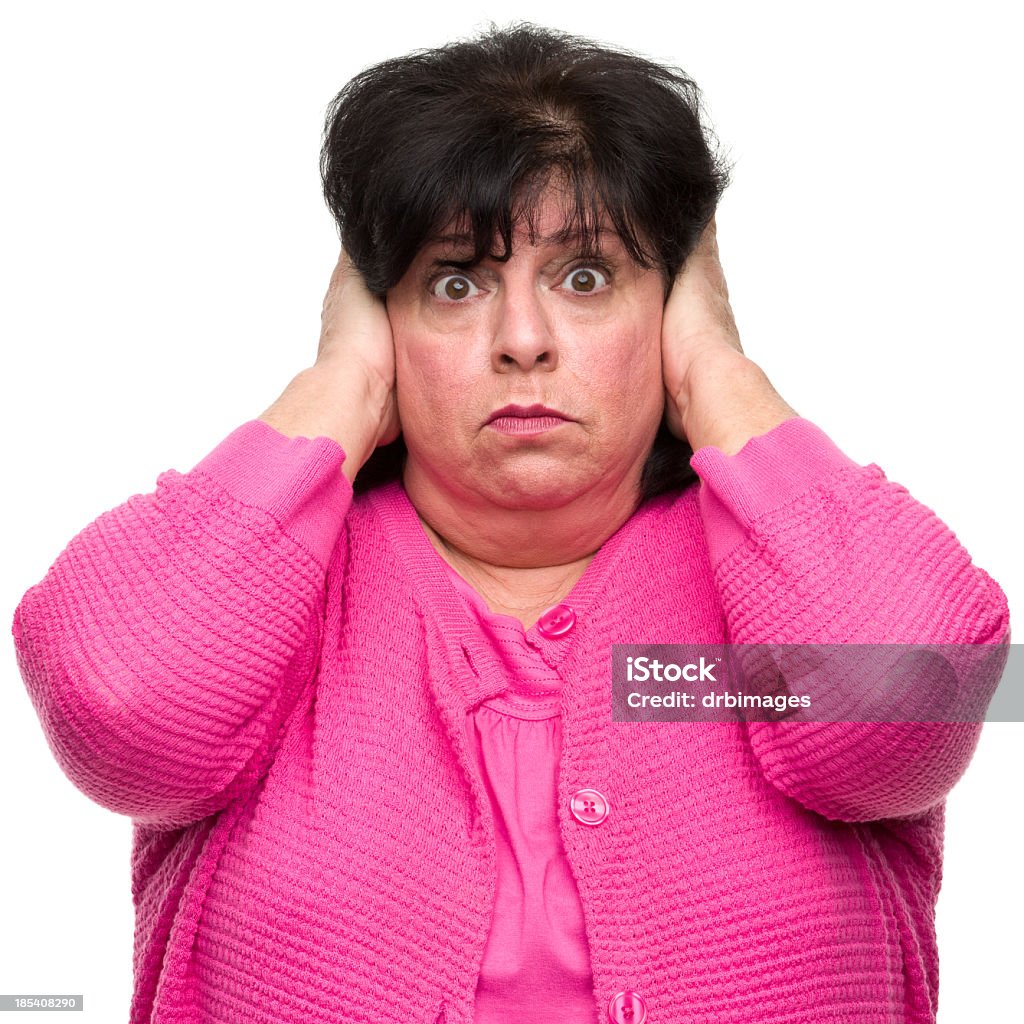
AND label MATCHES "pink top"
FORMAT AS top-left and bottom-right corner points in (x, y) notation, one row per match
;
(11, 416), (1011, 1024)
(441, 563), (594, 1021)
